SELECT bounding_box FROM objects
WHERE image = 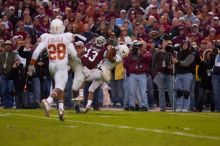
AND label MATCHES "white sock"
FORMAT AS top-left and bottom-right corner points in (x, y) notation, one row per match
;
(58, 102), (64, 111)
(87, 100), (92, 107)
(47, 96), (53, 104)
(79, 89), (84, 97)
